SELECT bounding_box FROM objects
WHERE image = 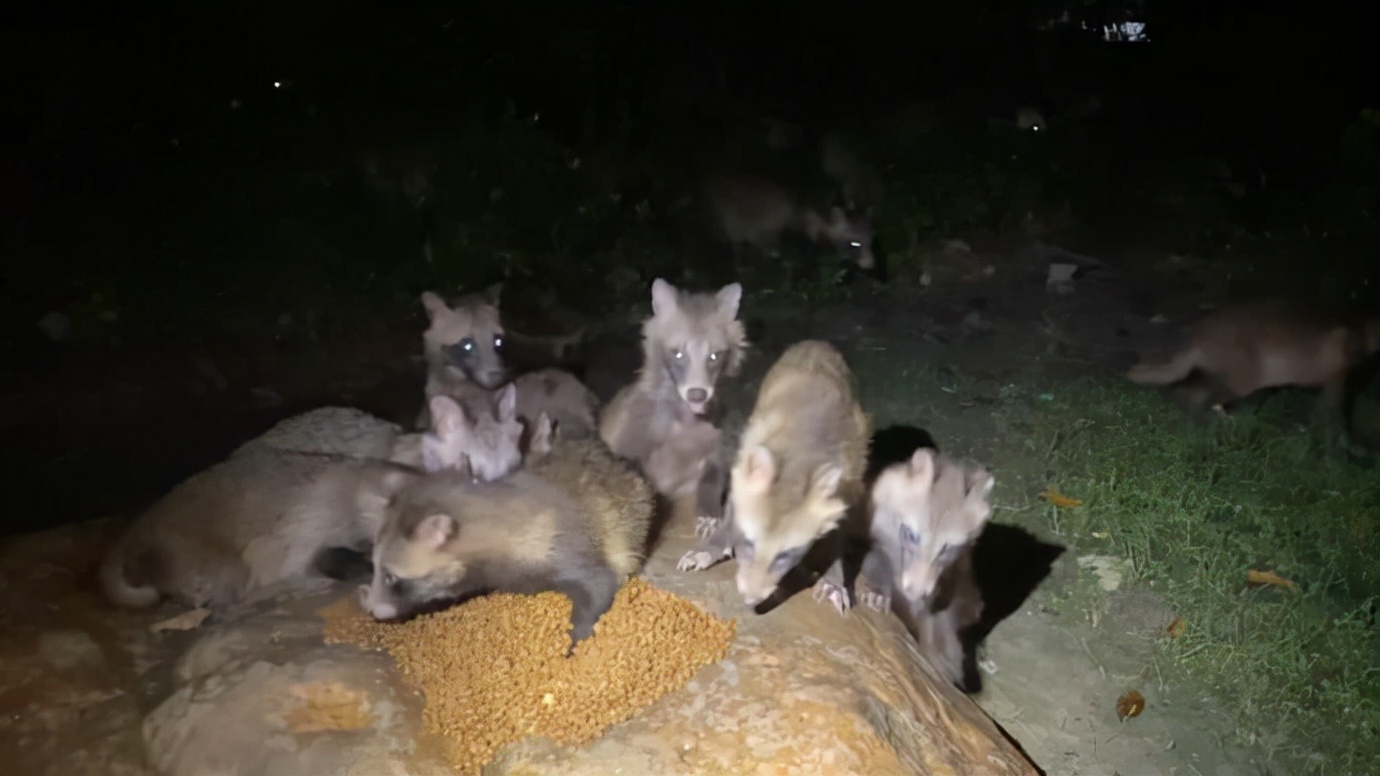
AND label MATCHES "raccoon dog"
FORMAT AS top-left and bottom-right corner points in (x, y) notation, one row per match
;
(701, 174), (876, 272)
(422, 290), (507, 389)
(418, 290), (508, 428)
(855, 447), (994, 692)
(97, 394), (522, 610)
(677, 340), (870, 610)
(421, 384), (525, 482)
(513, 367), (600, 442)
(362, 436), (655, 652)
(420, 288), (600, 442)
(819, 132), (885, 214)
(1015, 106), (1045, 132)
(1127, 304), (1380, 430)
(599, 278), (747, 520)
